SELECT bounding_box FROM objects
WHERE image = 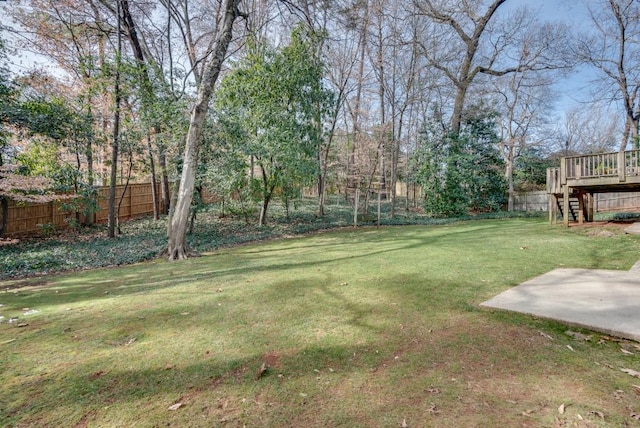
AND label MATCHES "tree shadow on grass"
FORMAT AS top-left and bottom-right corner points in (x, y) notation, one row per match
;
(1, 340), (390, 427)
(0, 223), (500, 313)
